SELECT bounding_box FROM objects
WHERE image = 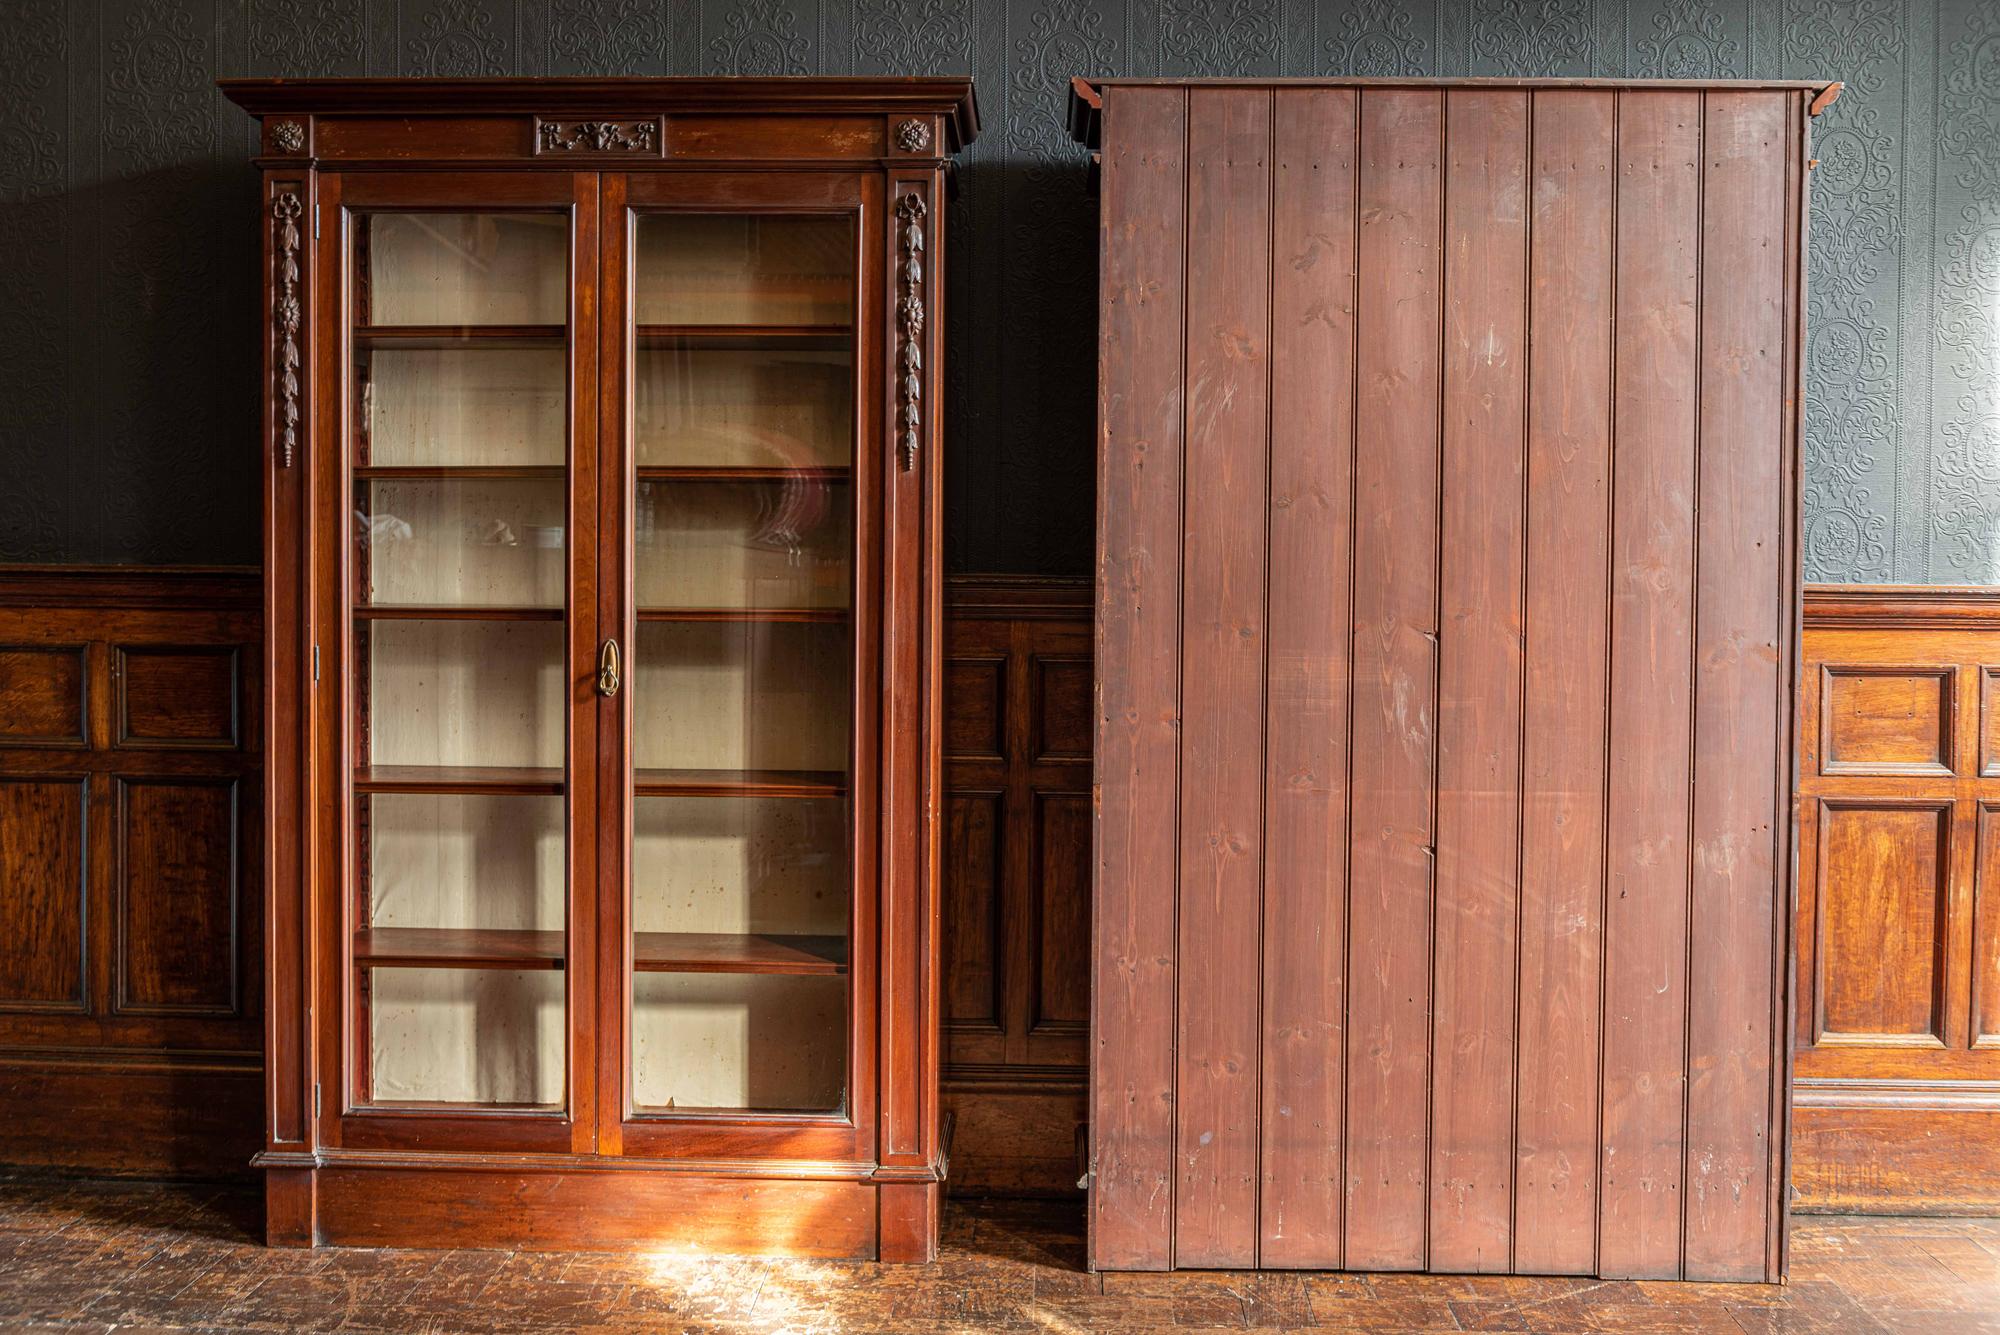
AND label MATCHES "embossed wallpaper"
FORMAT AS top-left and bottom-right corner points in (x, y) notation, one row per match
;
(0, 0), (1995, 581)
